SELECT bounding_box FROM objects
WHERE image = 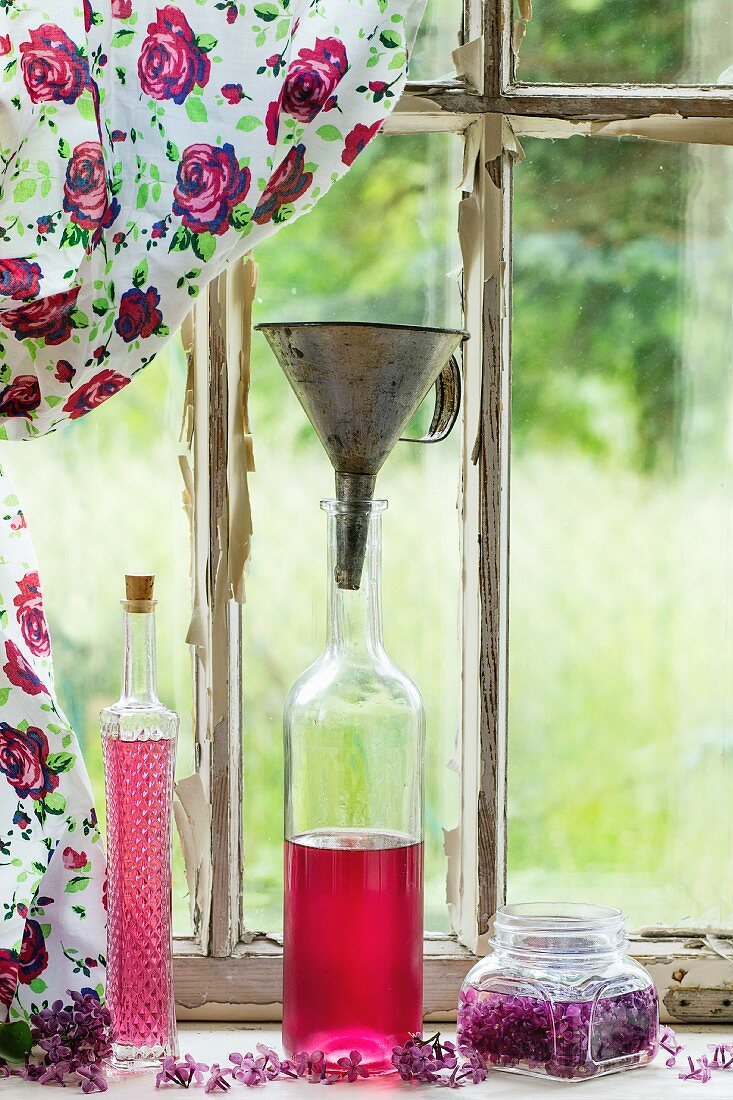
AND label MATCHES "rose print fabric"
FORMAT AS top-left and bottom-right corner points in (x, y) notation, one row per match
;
(0, 0), (425, 436)
(0, 463), (106, 1023)
(0, 0), (426, 1019)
